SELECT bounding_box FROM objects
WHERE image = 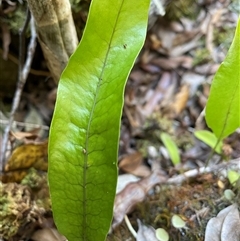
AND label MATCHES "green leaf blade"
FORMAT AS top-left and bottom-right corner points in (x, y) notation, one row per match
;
(194, 130), (223, 154)
(48, 0), (150, 241)
(160, 132), (180, 165)
(205, 19), (240, 139)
